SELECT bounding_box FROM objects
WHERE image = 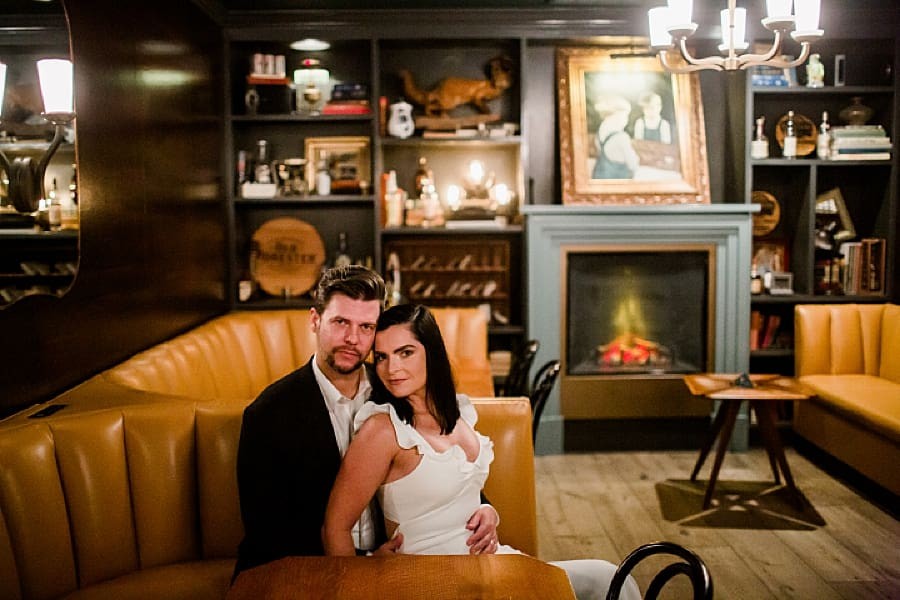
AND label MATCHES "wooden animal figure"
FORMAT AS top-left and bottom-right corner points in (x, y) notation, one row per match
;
(399, 56), (514, 117)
